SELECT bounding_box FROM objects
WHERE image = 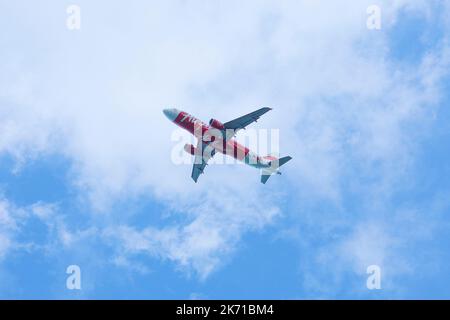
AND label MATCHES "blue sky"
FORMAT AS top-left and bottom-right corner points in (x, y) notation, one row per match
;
(1, 0), (450, 299)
